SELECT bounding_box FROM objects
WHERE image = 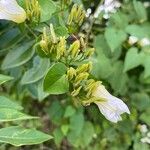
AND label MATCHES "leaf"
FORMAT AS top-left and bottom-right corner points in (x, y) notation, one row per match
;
(78, 122), (94, 148)
(0, 96), (22, 110)
(133, 0), (147, 22)
(38, 0), (56, 22)
(0, 126), (53, 146)
(27, 79), (49, 102)
(142, 54), (150, 78)
(108, 61), (128, 95)
(43, 62), (69, 94)
(125, 24), (150, 39)
(124, 48), (143, 72)
(64, 106), (76, 118)
(1, 41), (35, 70)
(47, 101), (64, 125)
(131, 93), (150, 111)
(21, 57), (50, 85)
(105, 27), (127, 52)
(0, 108), (38, 122)
(53, 128), (64, 146)
(67, 111), (84, 146)
(0, 74), (13, 85)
